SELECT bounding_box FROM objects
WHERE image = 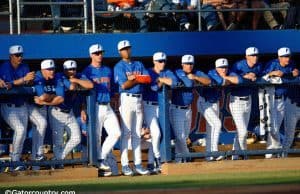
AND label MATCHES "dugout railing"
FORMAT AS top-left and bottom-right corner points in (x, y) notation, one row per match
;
(1, 80), (300, 170)
(0, 0), (13, 34)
